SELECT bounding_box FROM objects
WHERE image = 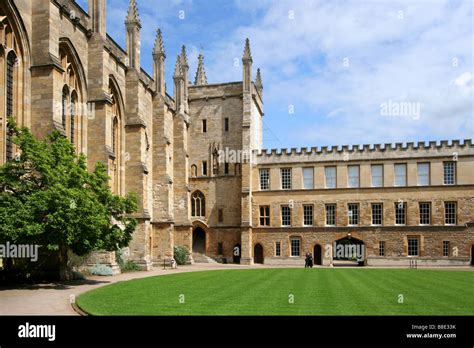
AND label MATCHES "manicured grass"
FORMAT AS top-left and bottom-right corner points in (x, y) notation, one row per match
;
(76, 268), (474, 315)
